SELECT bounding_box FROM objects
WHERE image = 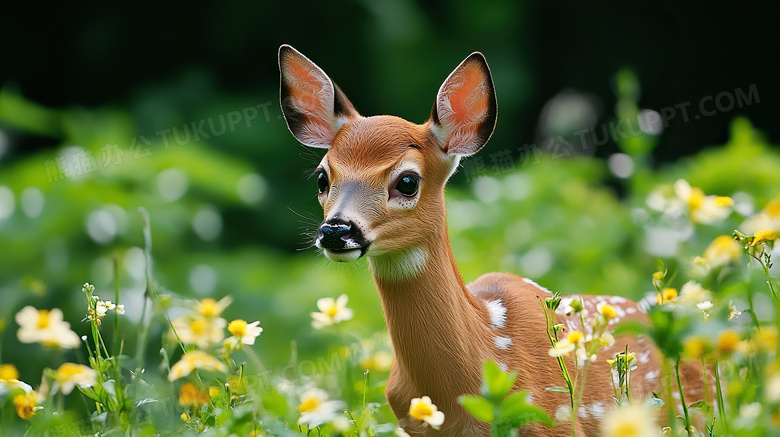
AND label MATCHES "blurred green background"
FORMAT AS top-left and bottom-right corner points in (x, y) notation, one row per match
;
(0, 0), (777, 391)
